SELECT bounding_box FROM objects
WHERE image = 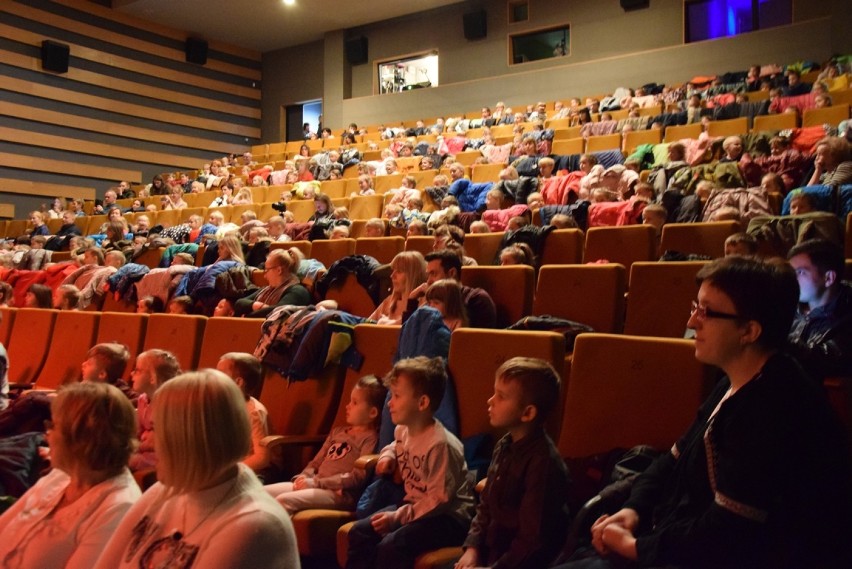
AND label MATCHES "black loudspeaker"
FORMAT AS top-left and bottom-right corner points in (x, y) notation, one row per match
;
(41, 40), (69, 73)
(185, 38), (208, 65)
(621, 0), (650, 11)
(345, 37), (368, 65)
(463, 10), (487, 40)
